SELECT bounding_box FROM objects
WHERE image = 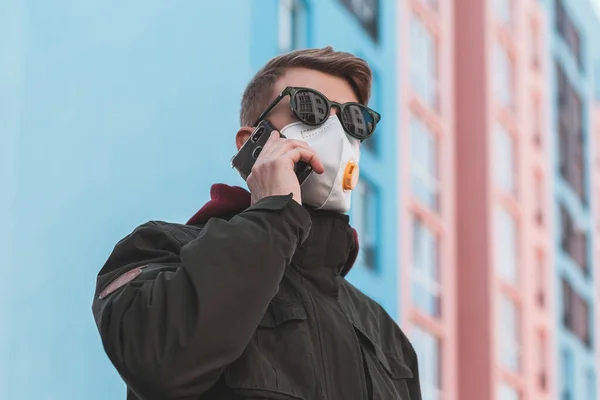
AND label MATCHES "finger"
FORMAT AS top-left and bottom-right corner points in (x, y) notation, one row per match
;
(259, 130), (281, 157)
(284, 148), (325, 174)
(269, 138), (311, 156)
